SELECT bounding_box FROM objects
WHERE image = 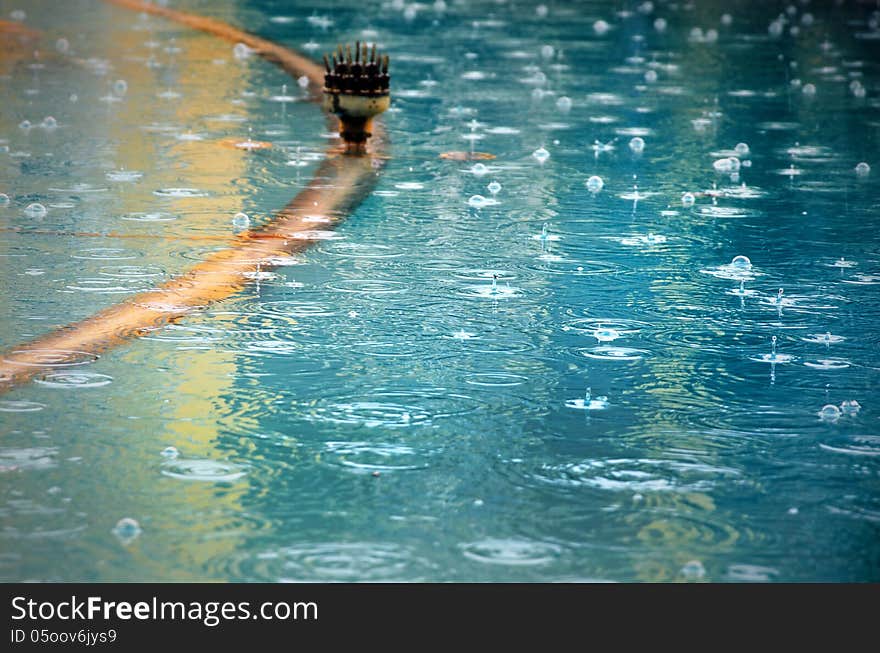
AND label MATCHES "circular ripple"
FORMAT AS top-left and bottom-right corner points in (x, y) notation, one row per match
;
(529, 458), (738, 492)
(321, 441), (435, 472)
(562, 317), (648, 336)
(0, 400), (46, 412)
(579, 346), (649, 361)
(249, 543), (433, 582)
(34, 371), (113, 388)
(329, 279), (408, 294)
(2, 349), (98, 368)
(121, 211), (177, 222)
(160, 458), (248, 482)
(464, 373), (528, 387)
(71, 247), (140, 261)
(153, 187), (208, 197)
(325, 243), (404, 259)
(459, 538), (563, 566)
(261, 300), (336, 318)
(99, 265), (165, 279)
(305, 390), (483, 428)
(803, 358), (851, 370)
(698, 206), (760, 219)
